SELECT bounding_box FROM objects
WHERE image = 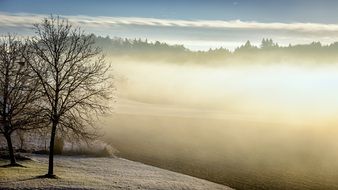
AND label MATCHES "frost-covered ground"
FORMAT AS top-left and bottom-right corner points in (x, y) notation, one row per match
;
(0, 155), (232, 190)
